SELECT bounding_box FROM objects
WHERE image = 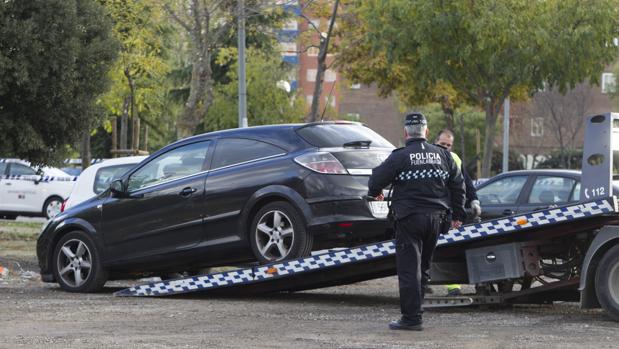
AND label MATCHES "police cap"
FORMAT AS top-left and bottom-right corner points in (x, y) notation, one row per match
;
(404, 112), (427, 126)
